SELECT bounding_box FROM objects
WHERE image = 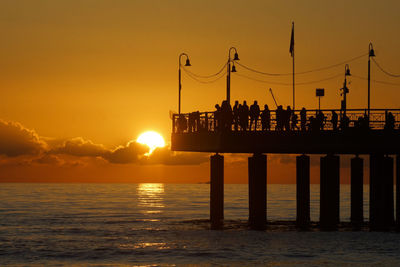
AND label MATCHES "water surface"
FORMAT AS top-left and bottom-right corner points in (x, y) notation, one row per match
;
(0, 183), (399, 266)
